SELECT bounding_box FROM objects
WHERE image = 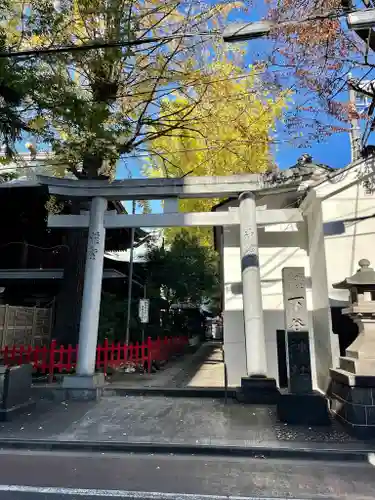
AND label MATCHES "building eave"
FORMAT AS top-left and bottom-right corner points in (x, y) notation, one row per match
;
(308, 156), (375, 202)
(0, 268), (126, 281)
